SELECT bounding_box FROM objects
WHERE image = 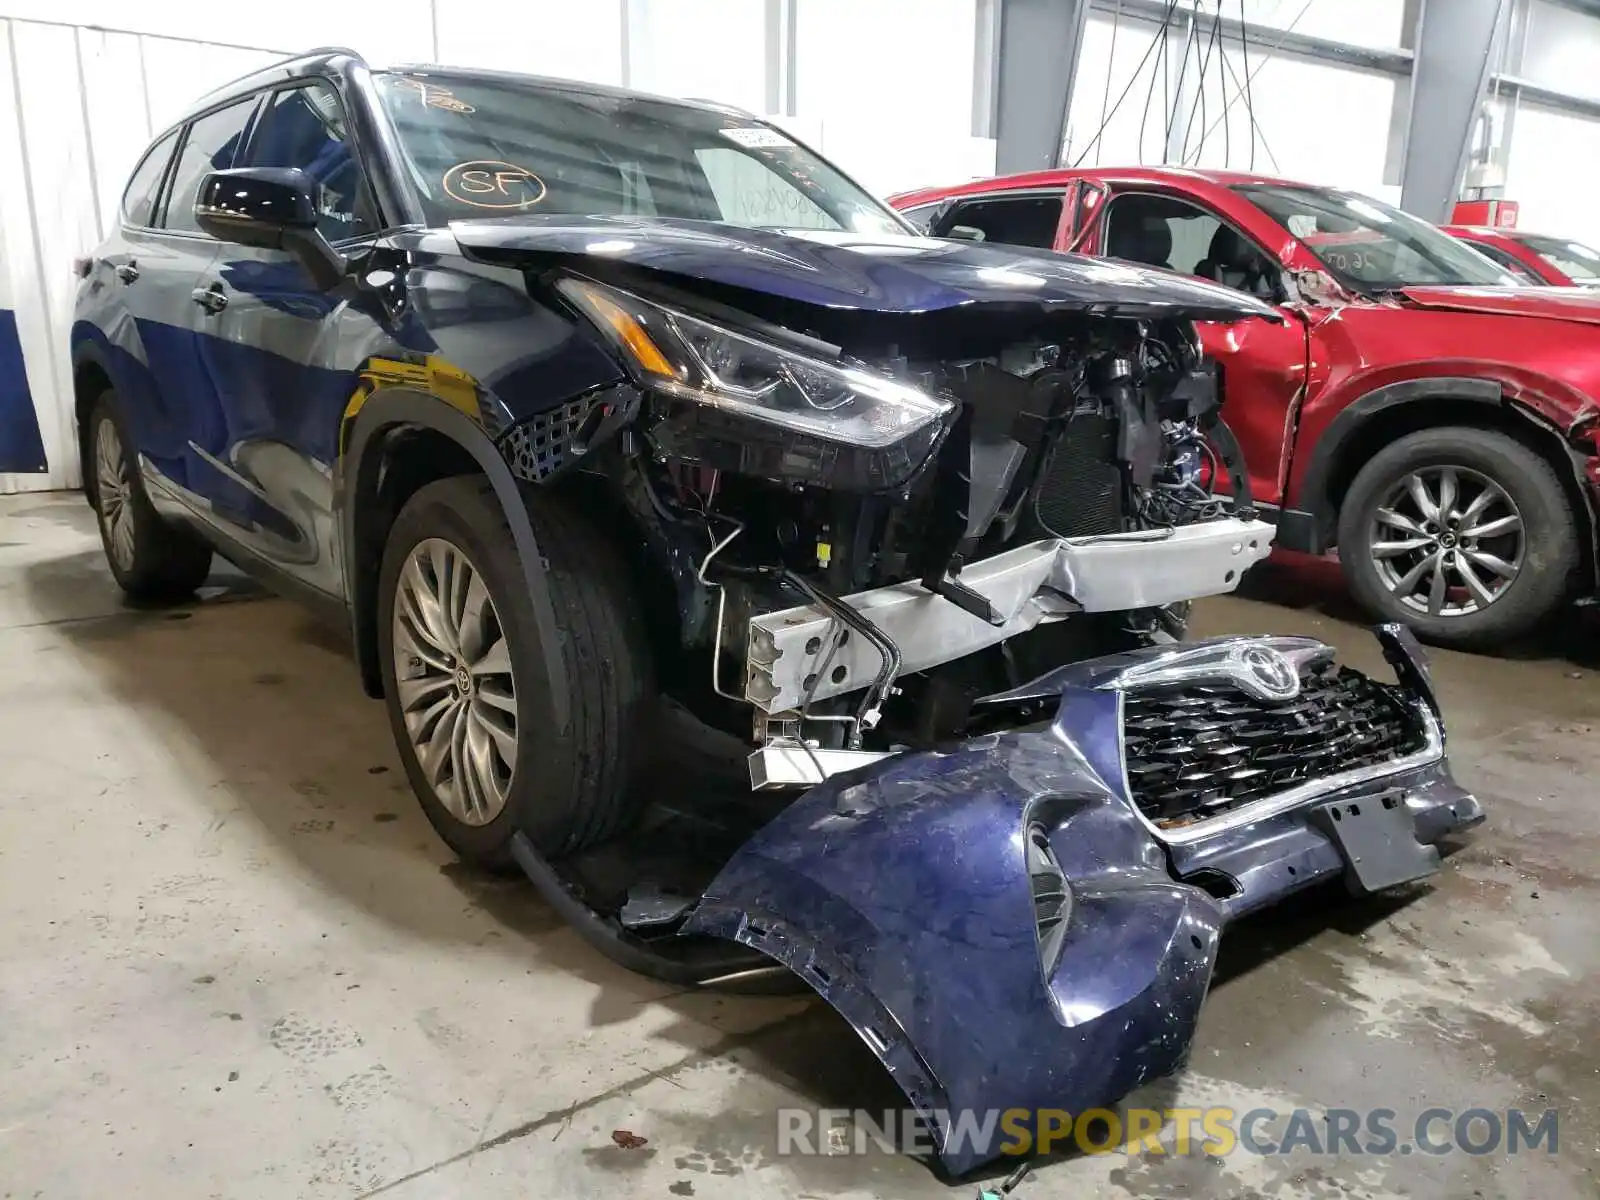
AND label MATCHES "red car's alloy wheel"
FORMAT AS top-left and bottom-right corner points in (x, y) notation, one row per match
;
(1367, 466), (1524, 617)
